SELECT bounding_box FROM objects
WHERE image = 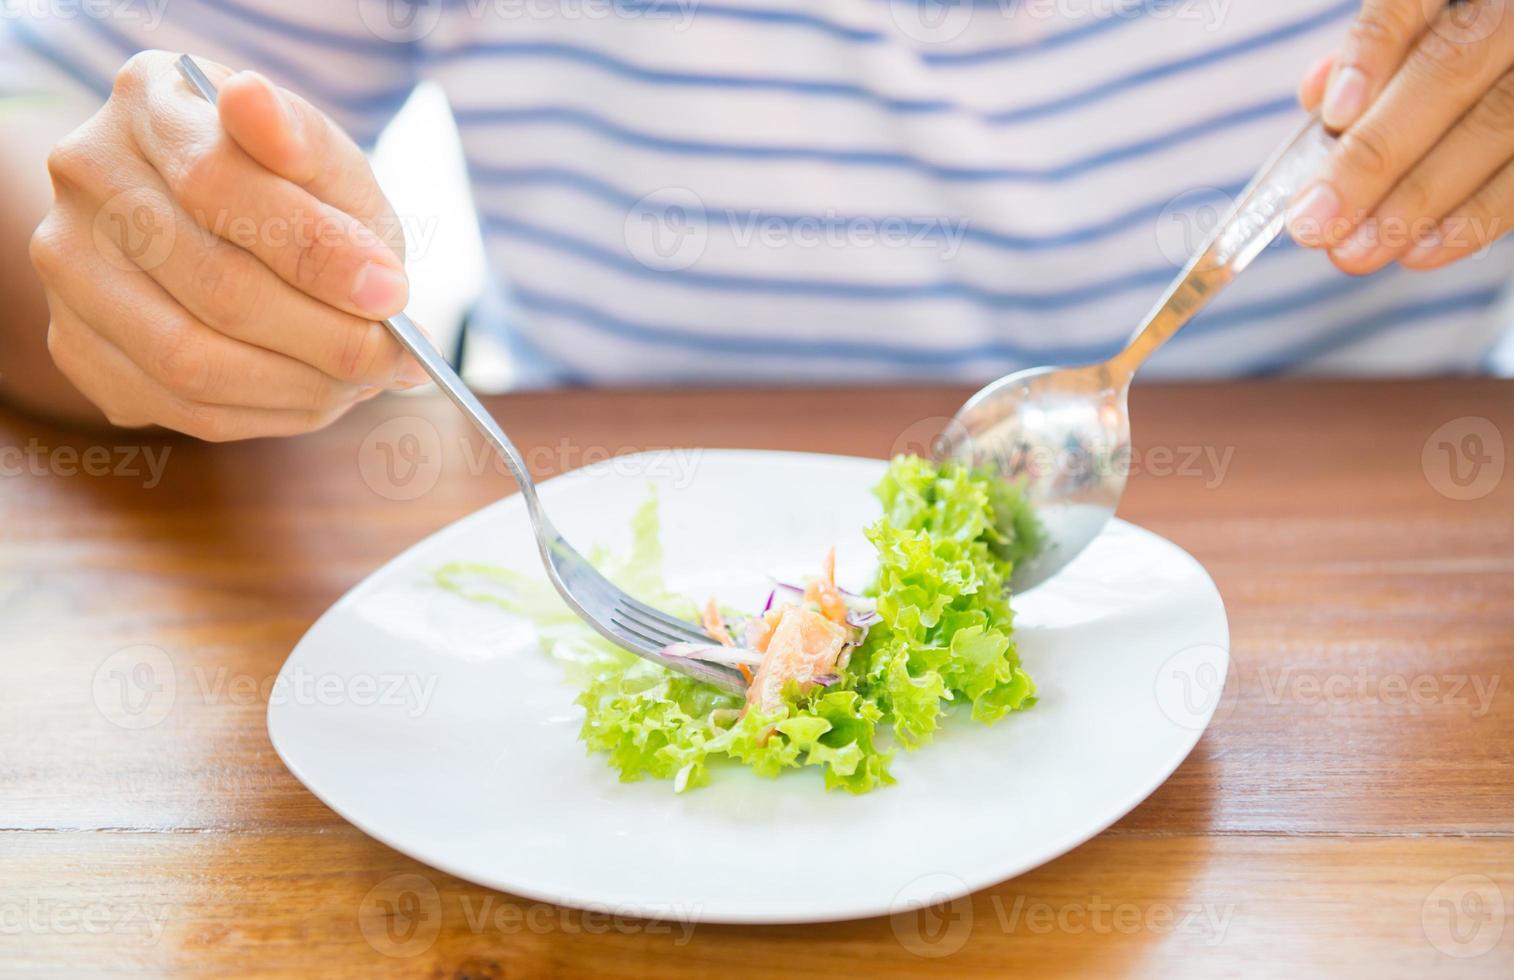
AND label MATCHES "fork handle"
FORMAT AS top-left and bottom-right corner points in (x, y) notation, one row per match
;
(382, 312), (547, 520)
(172, 56), (548, 528)
(1109, 115), (1337, 380)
